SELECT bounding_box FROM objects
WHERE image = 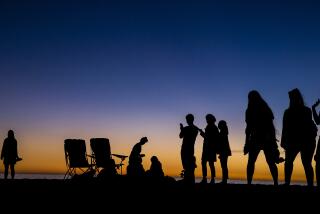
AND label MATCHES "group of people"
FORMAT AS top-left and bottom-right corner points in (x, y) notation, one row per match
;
(178, 88), (320, 186)
(245, 88), (319, 187)
(126, 137), (164, 178)
(2, 88), (320, 187)
(179, 113), (232, 184)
